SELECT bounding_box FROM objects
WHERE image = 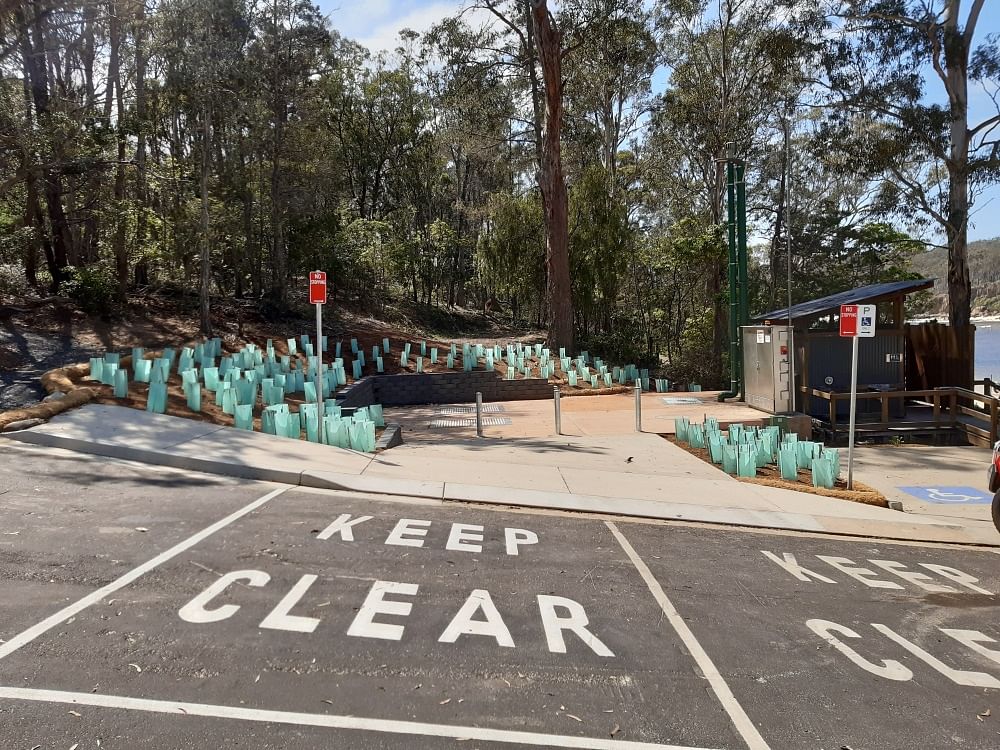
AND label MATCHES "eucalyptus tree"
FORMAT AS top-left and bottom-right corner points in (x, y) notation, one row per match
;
(806, 0), (999, 331)
(644, 0), (801, 383)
